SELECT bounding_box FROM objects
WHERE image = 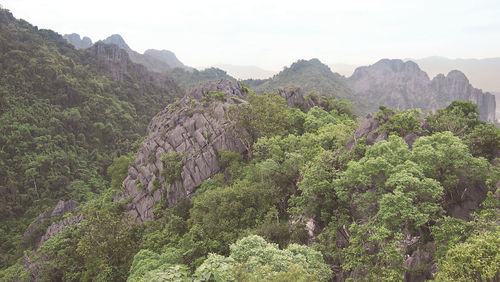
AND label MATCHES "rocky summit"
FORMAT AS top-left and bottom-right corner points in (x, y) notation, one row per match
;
(63, 33), (92, 49)
(117, 79), (248, 222)
(347, 59), (496, 121)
